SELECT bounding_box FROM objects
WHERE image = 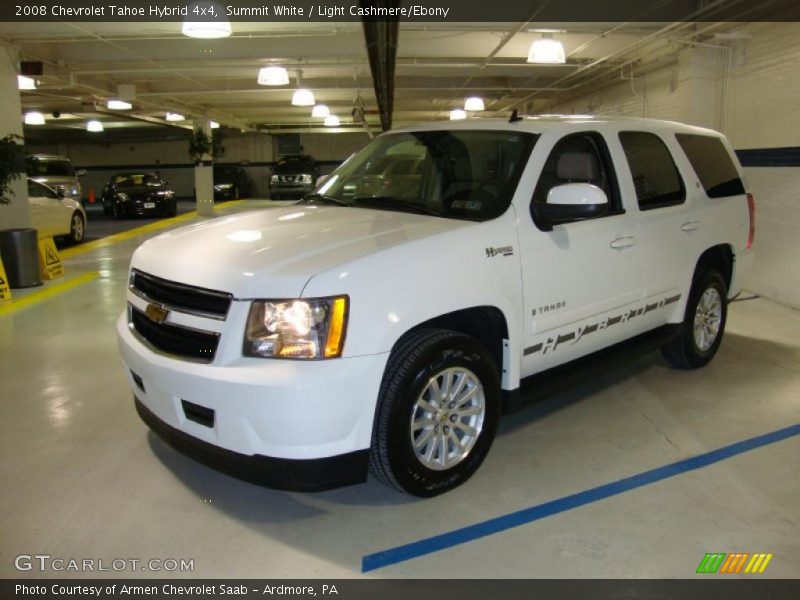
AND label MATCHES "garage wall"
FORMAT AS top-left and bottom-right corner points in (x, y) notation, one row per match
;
(25, 131), (370, 199)
(547, 22), (800, 308)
